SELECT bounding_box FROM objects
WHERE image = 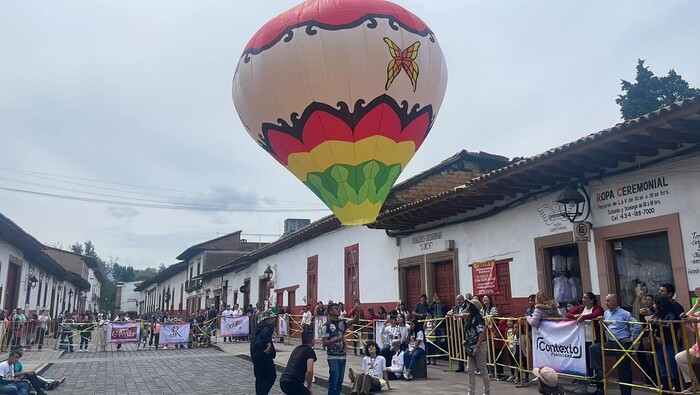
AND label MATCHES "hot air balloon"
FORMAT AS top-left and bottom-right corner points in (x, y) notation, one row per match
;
(232, 0), (447, 225)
